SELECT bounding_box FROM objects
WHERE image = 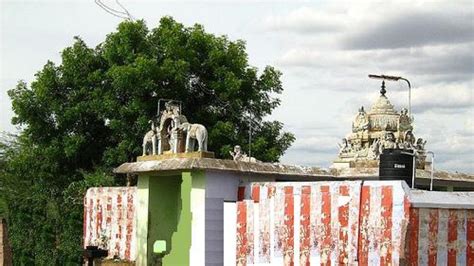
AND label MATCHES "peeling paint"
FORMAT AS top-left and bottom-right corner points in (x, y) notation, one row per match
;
(83, 187), (137, 261)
